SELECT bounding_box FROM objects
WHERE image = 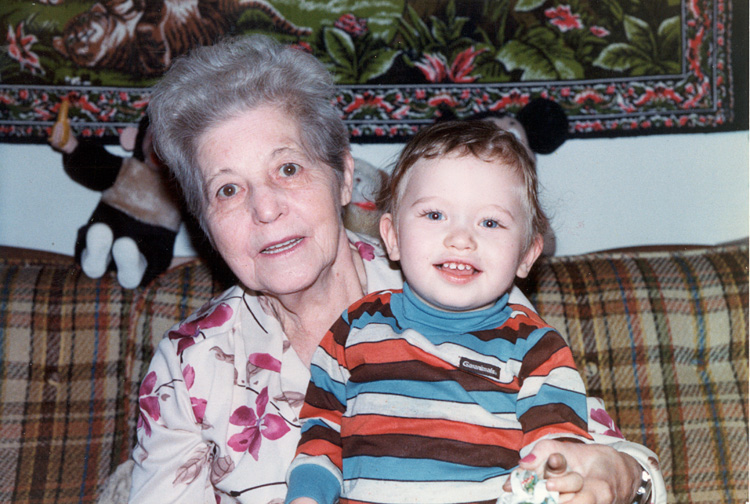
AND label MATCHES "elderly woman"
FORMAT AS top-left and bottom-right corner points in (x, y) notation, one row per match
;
(129, 35), (664, 504)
